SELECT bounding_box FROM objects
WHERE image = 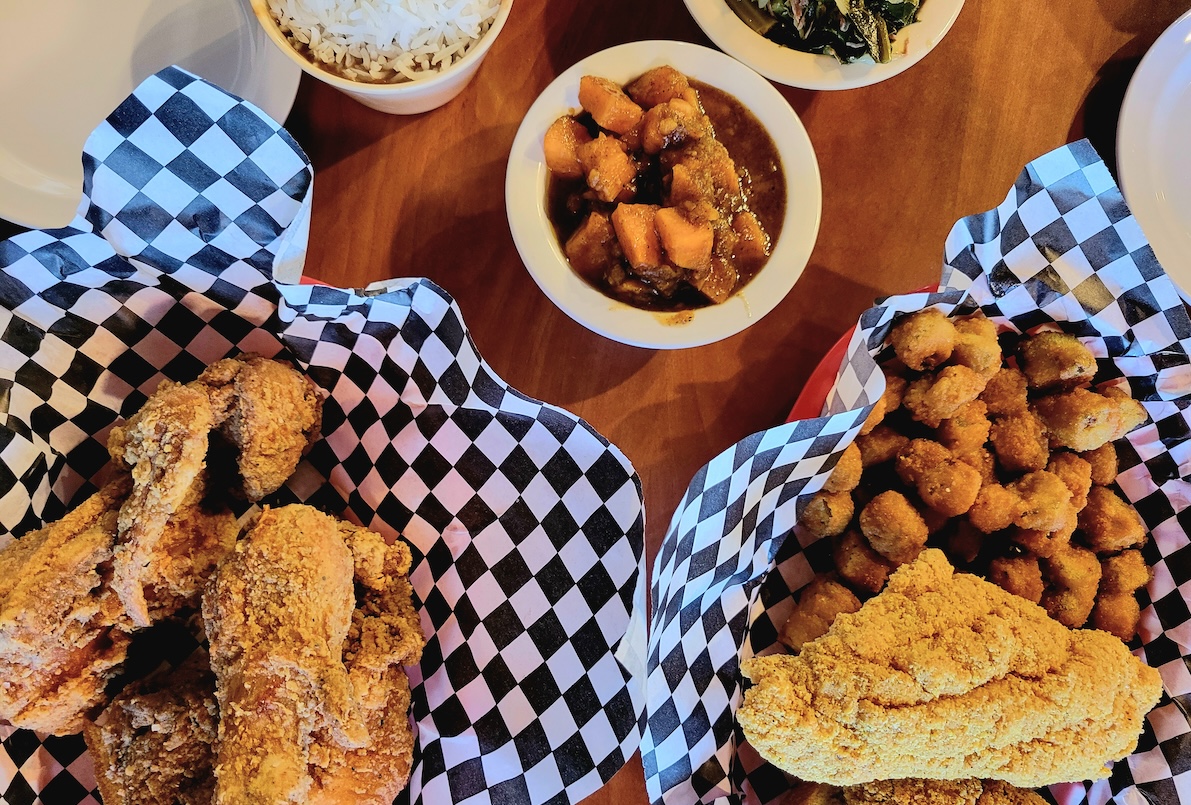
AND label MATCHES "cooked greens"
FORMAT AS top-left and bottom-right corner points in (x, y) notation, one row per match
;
(728, 0), (922, 64)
